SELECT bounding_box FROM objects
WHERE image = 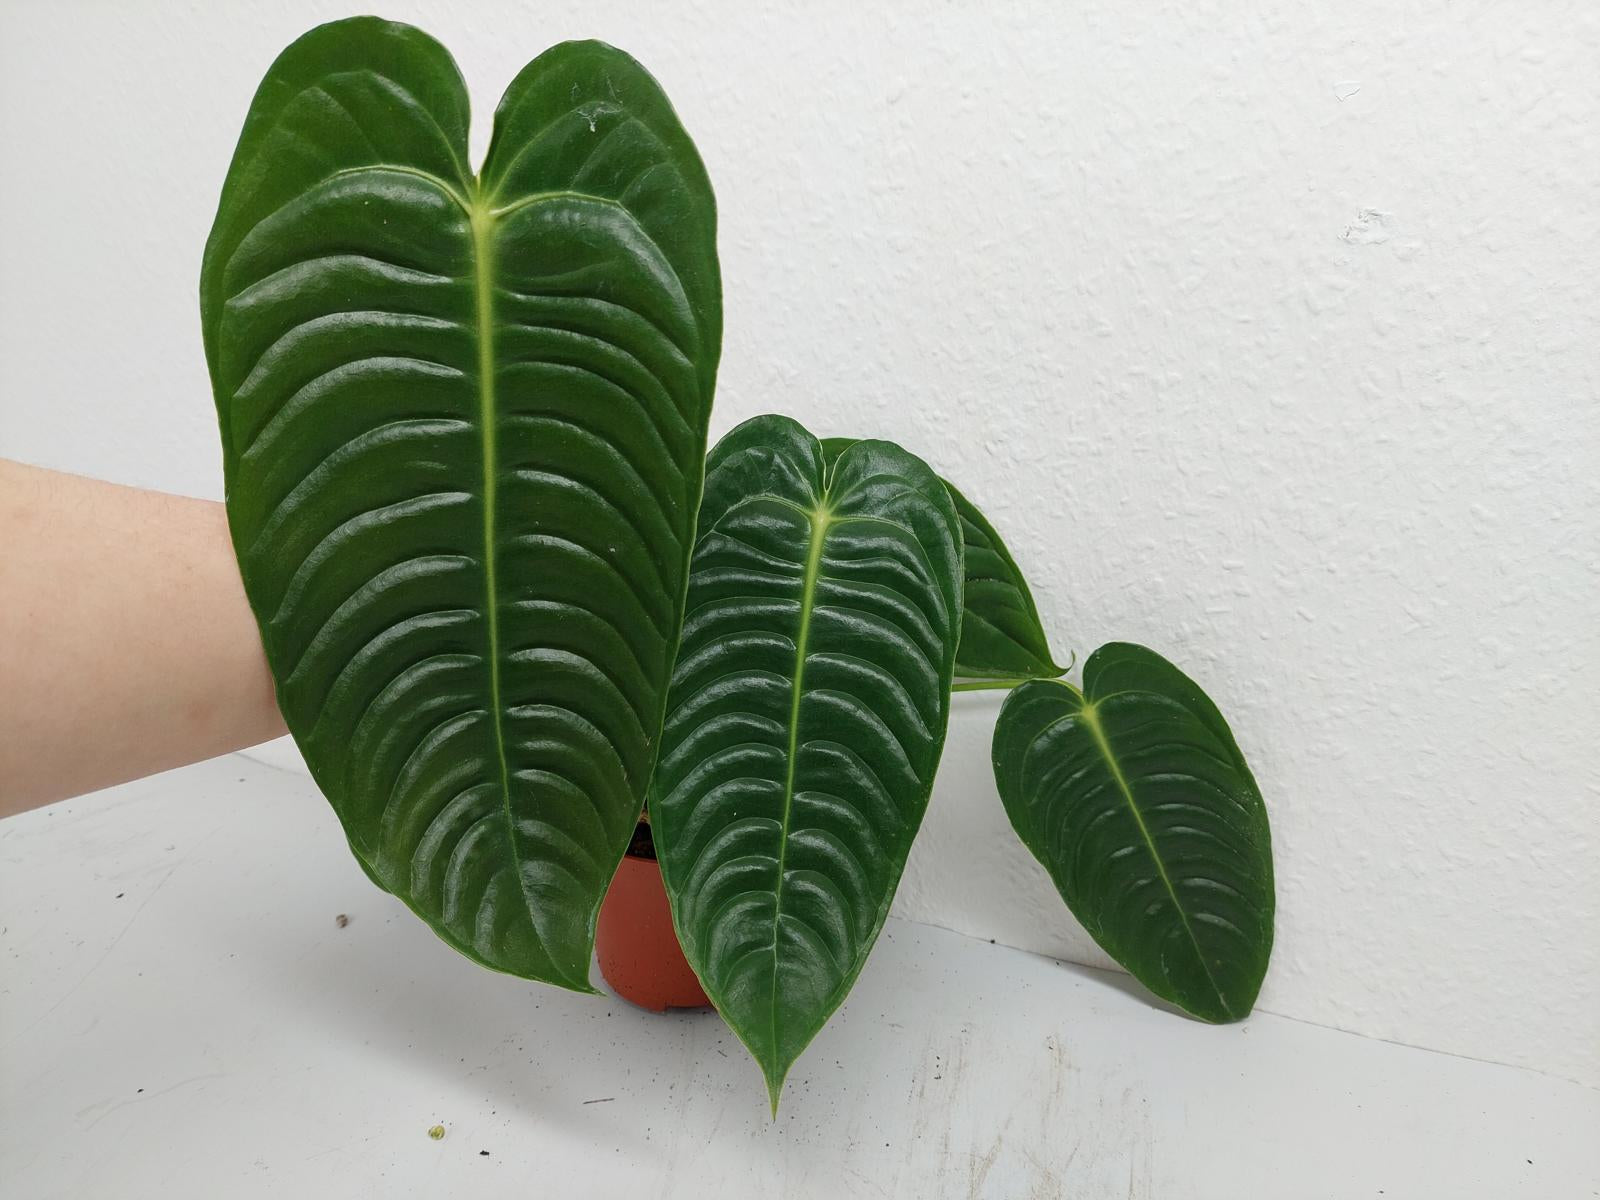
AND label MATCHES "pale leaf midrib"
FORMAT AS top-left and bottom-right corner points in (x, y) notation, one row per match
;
(468, 190), (523, 949)
(767, 498), (832, 1074)
(1076, 699), (1233, 1018)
